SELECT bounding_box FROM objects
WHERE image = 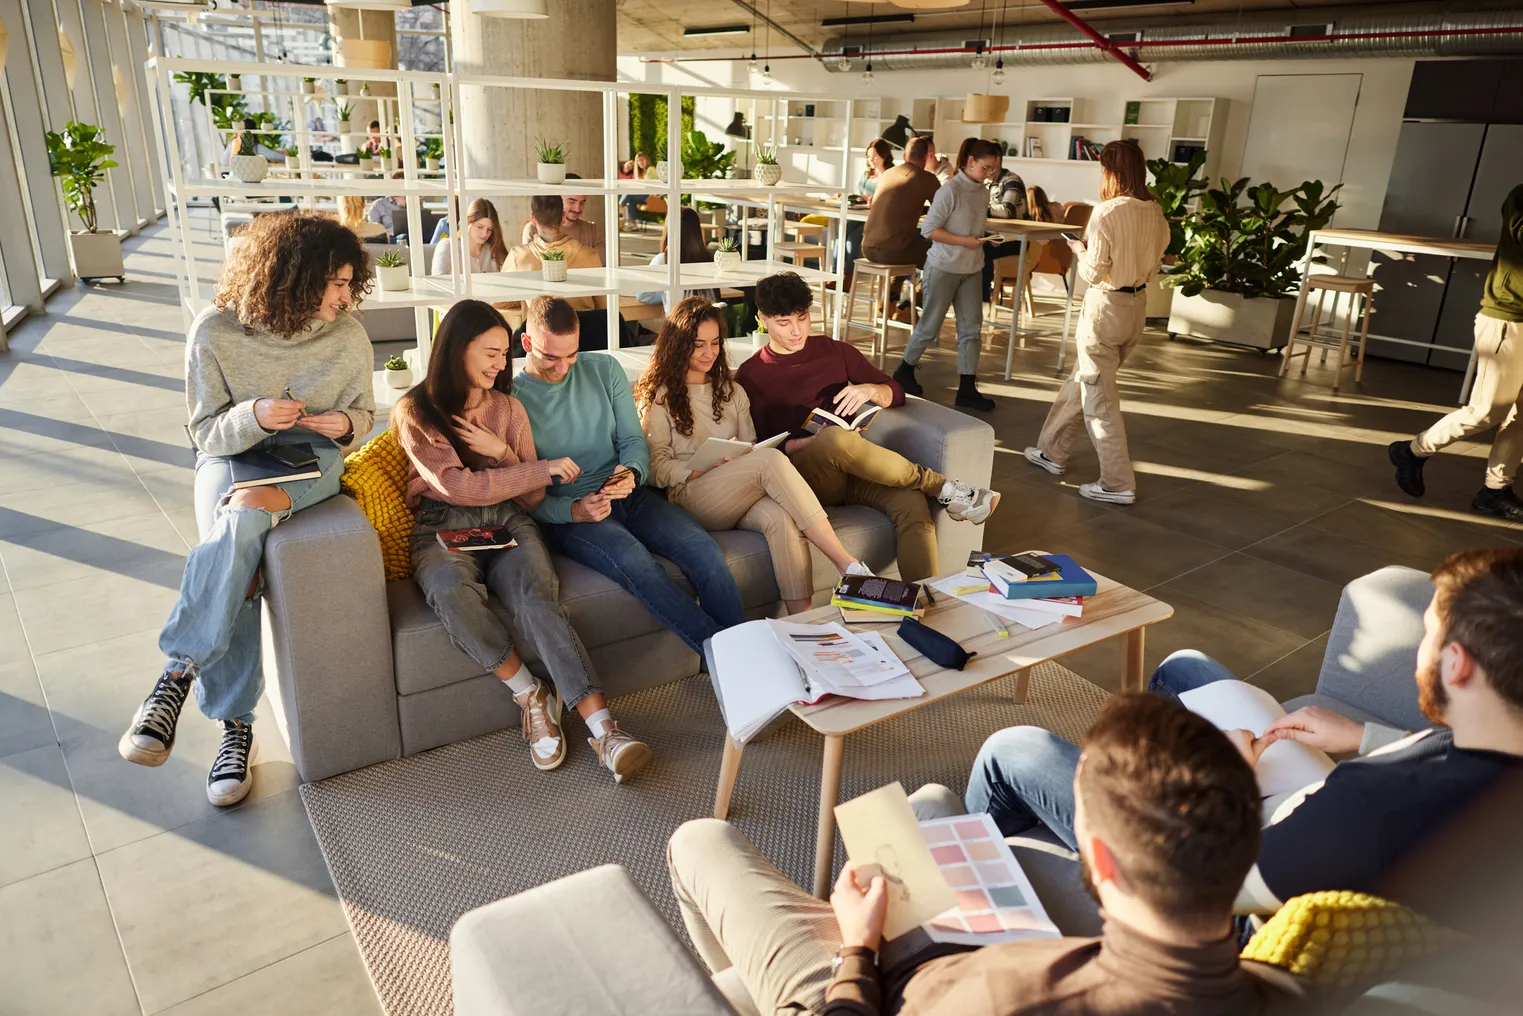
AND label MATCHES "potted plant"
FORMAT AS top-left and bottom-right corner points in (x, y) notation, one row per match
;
(540, 248), (568, 283)
(1164, 176), (1341, 350)
(750, 316), (768, 347)
(336, 102), (353, 136)
(46, 120), (123, 281)
(228, 126), (269, 183)
(227, 72), (242, 91)
(384, 354), (413, 389)
(713, 236), (740, 274)
(359, 81), (372, 97)
(419, 137), (443, 172)
(753, 142), (781, 186)
(1145, 149), (1209, 319)
(375, 249), (410, 291)
(301, 77), (316, 95)
(535, 136), (568, 184)
(431, 81), (441, 98)
(357, 153), (374, 172)
(335, 78), (348, 96)
(376, 144), (393, 172)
